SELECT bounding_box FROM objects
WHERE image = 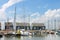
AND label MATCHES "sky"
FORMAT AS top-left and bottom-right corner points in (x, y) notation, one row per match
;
(0, 0), (60, 29)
